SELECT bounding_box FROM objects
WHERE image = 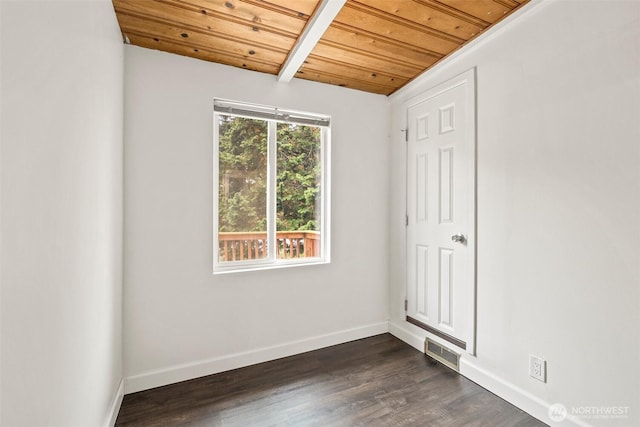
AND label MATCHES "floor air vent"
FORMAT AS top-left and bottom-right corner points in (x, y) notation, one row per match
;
(425, 338), (460, 371)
